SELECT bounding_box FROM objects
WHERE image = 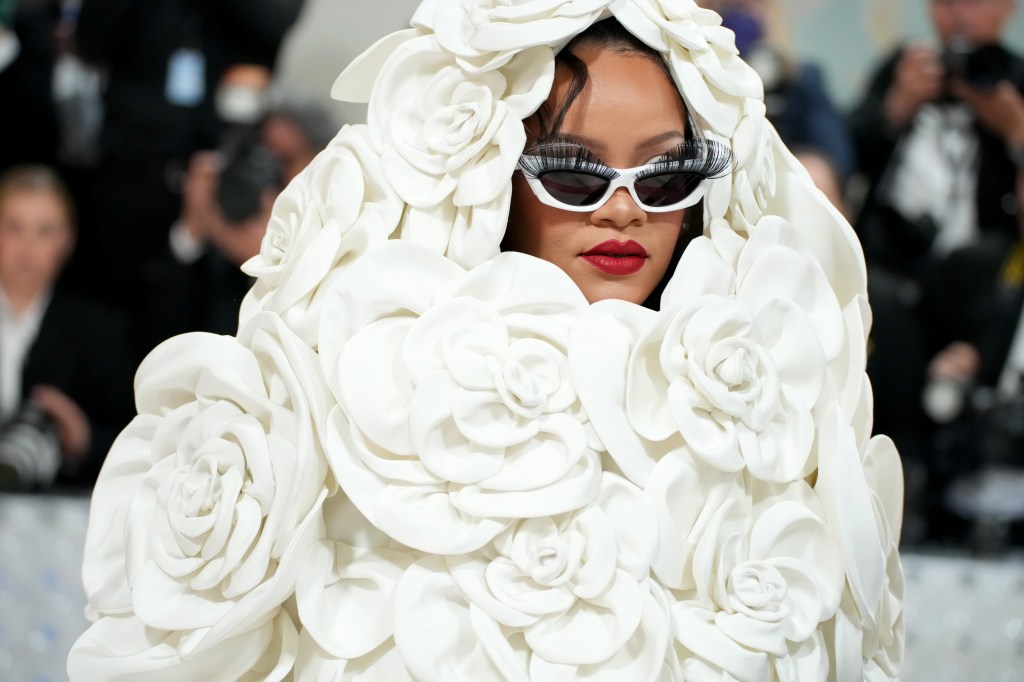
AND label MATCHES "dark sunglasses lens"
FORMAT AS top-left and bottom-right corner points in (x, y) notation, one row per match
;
(634, 172), (703, 207)
(538, 171), (610, 207)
